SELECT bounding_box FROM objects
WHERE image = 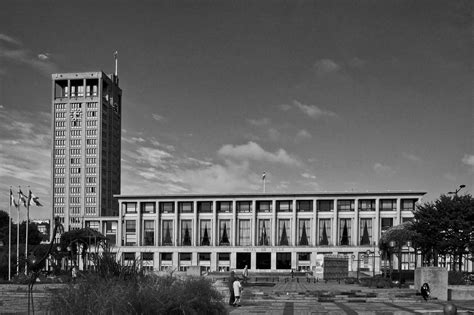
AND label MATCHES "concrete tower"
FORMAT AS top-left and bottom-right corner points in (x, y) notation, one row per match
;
(51, 71), (121, 230)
